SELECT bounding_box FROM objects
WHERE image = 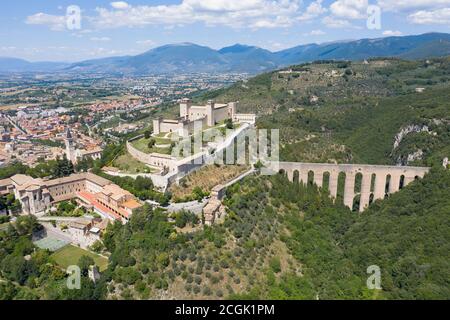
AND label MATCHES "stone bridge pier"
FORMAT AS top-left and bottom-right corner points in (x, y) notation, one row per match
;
(272, 162), (430, 212)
